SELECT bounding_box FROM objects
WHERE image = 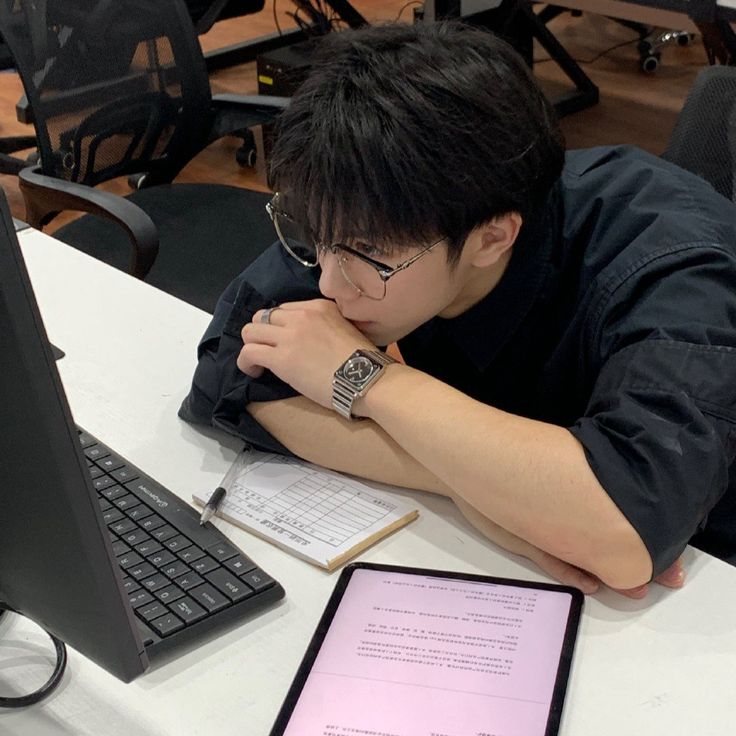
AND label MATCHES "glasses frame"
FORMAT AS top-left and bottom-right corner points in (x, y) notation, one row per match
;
(266, 195), (444, 300)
